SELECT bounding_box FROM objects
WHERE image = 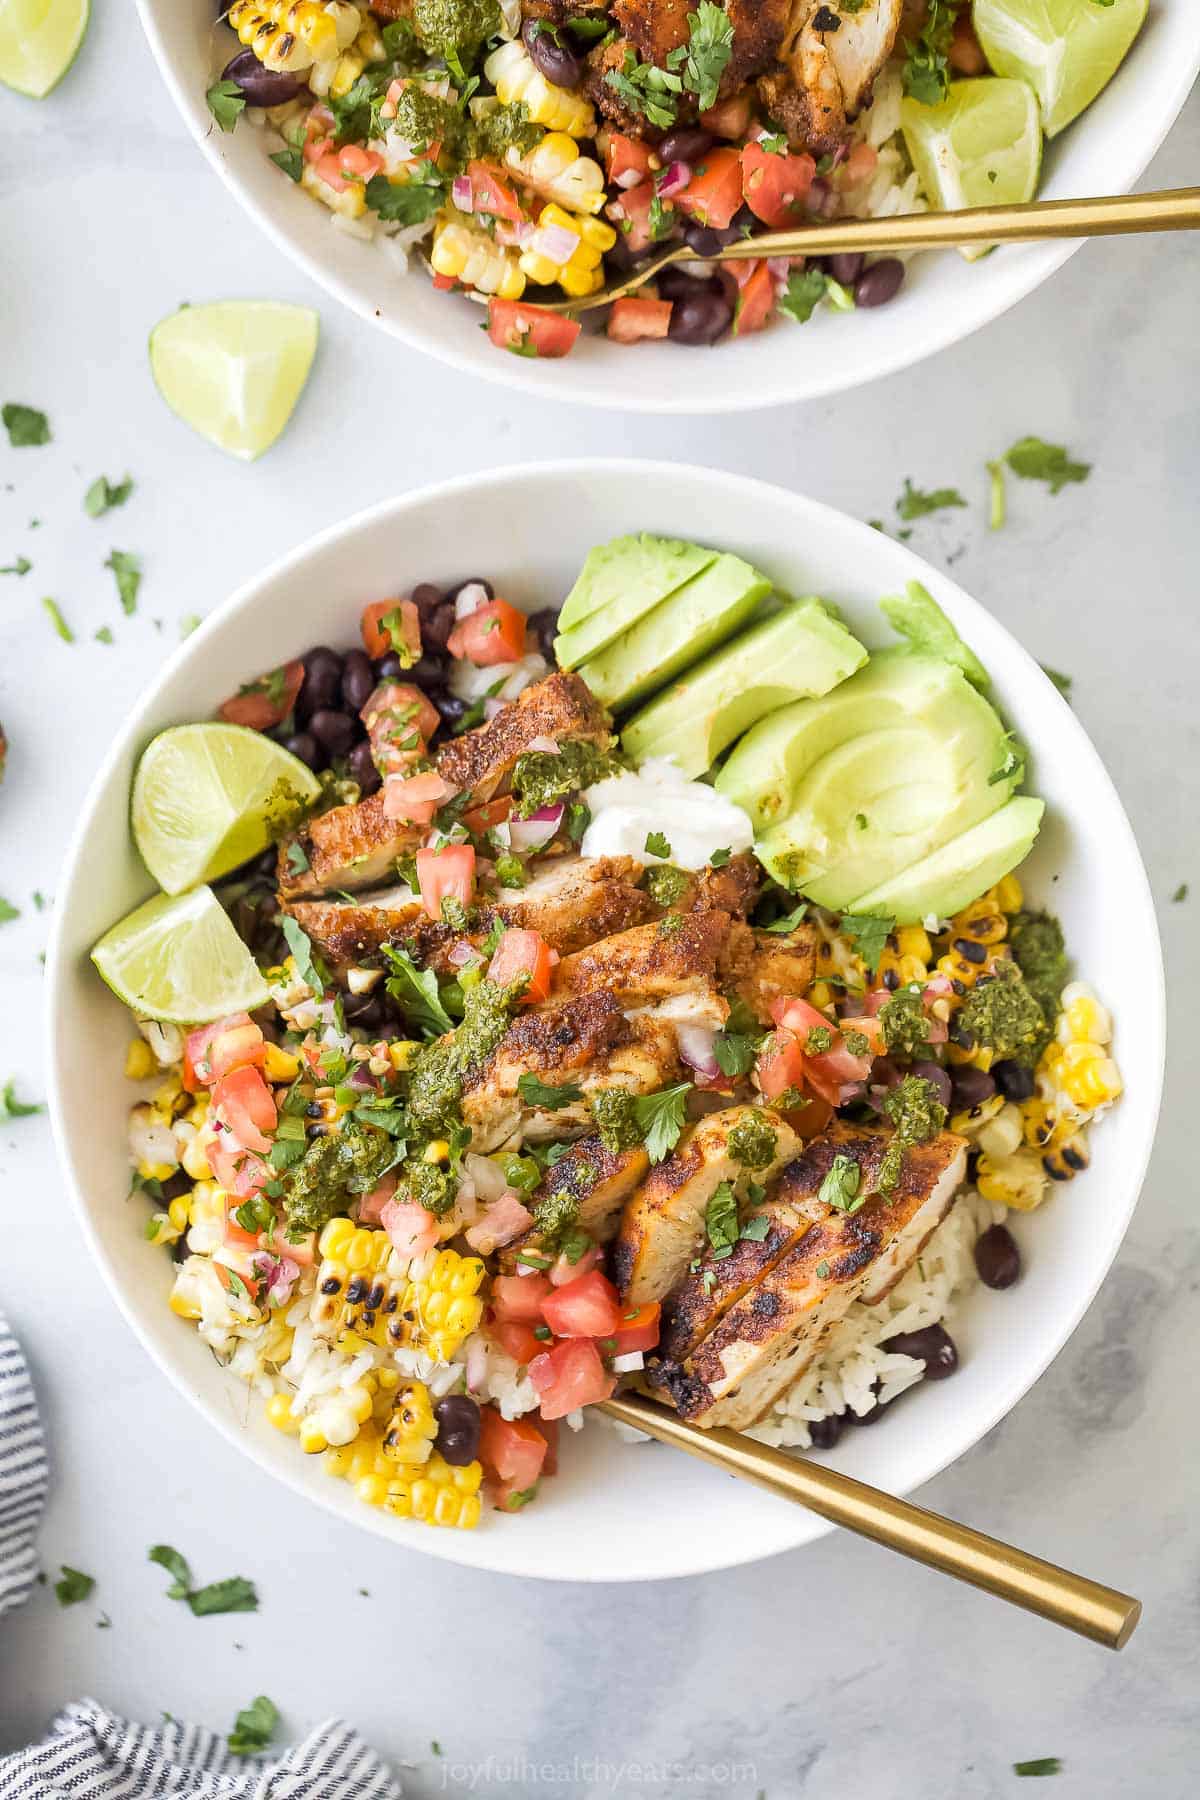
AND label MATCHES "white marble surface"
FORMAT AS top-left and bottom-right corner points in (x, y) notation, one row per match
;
(2, 12), (1198, 1796)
